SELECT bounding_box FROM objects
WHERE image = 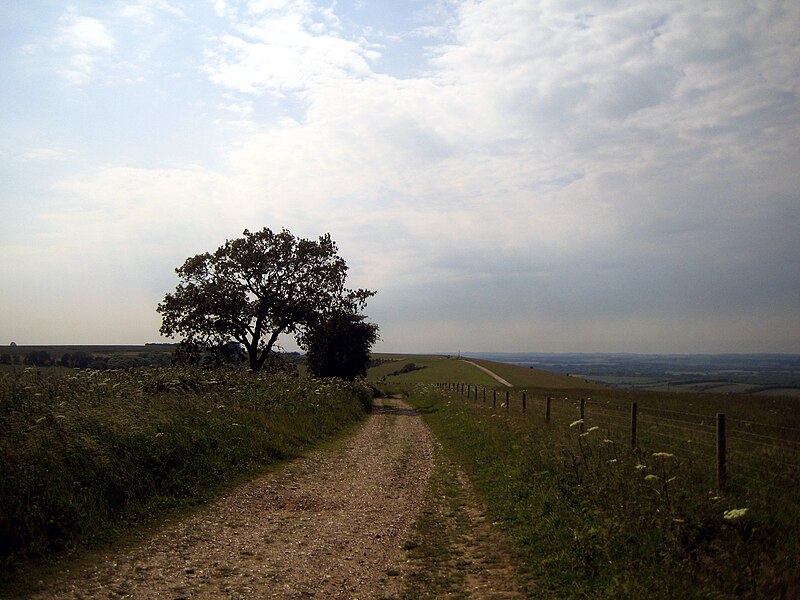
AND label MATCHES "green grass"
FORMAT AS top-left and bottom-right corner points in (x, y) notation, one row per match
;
(404, 383), (800, 599)
(400, 449), (471, 598)
(0, 366), (372, 589)
(368, 355), (604, 390)
(458, 357), (608, 390)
